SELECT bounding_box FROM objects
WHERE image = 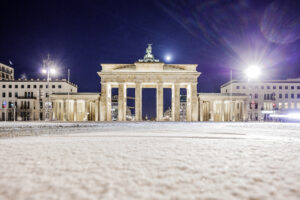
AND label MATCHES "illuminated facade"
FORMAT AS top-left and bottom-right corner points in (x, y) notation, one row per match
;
(221, 79), (300, 121)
